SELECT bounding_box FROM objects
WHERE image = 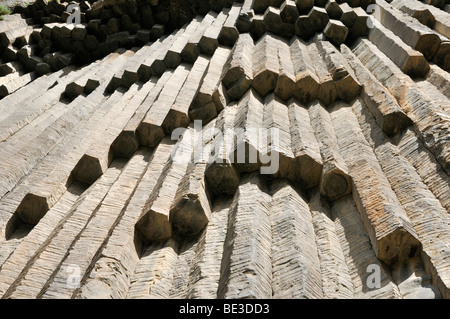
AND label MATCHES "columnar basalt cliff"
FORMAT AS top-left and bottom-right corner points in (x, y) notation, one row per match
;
(0, 0), (449, 299)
